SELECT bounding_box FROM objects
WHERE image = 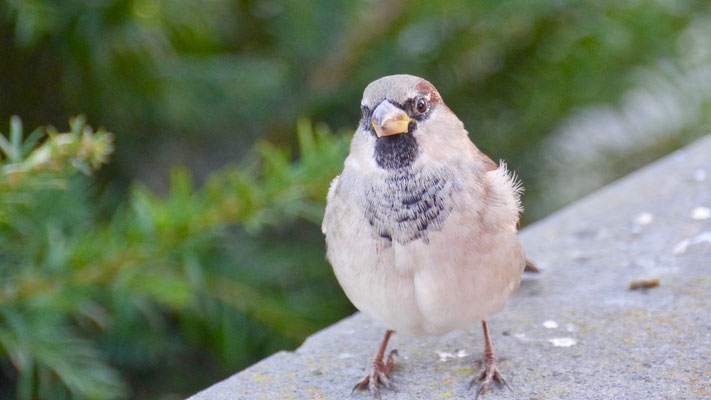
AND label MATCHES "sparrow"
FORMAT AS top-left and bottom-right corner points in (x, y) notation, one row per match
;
(322, 74), (535, 398)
